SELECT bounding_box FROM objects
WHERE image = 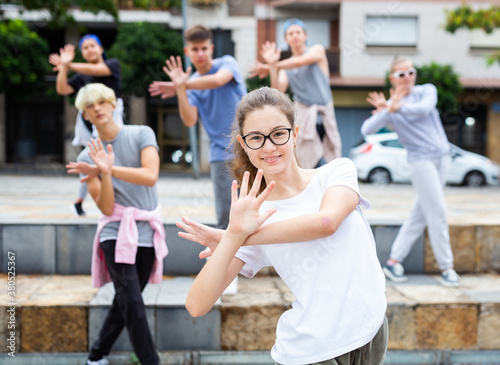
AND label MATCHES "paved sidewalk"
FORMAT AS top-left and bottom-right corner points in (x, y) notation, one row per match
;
(0, 173), (499, 225)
